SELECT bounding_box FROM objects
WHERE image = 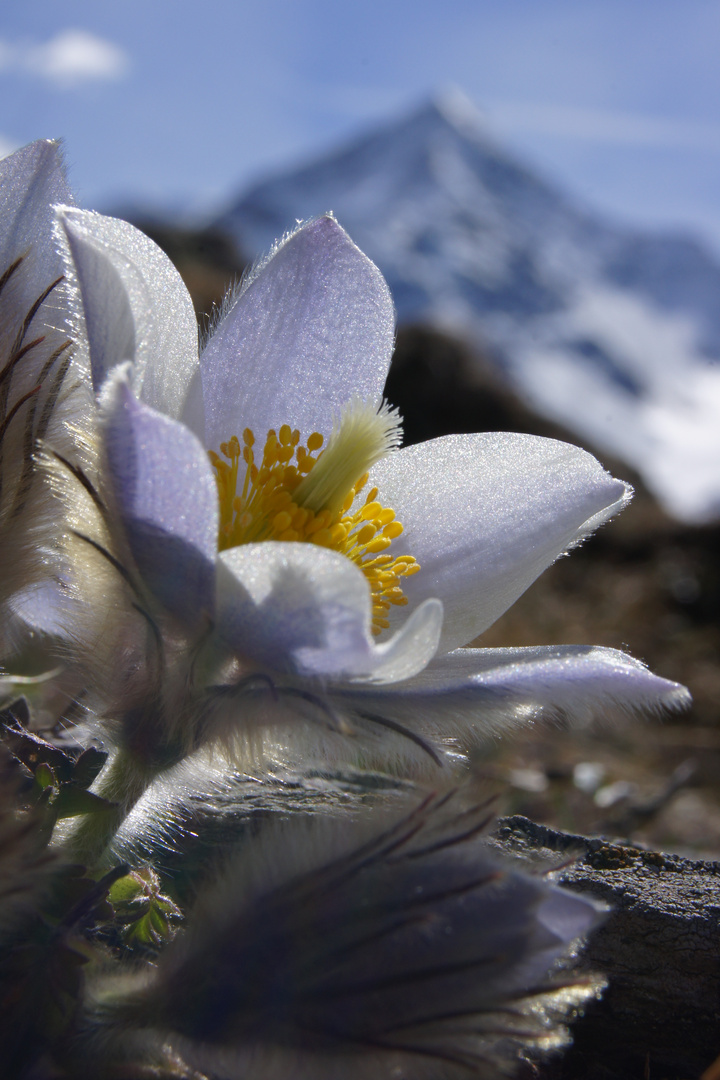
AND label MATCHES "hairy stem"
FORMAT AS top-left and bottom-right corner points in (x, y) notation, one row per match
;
(58, 748), (163, 867)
